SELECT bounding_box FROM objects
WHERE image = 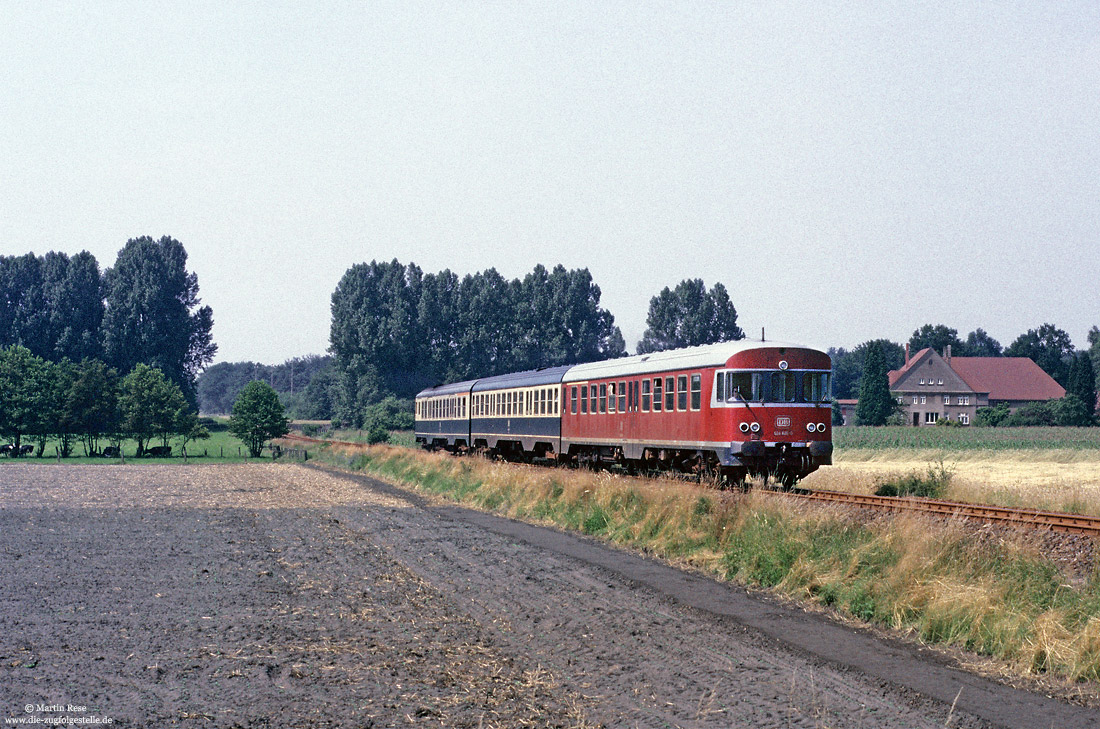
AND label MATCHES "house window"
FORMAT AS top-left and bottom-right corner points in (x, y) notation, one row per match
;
(919, 378), (925, 385)
(959, 414), (970, 425)
(943, 395), (950, 405)
(938, 379), (943, 385)
(960, 396), (970, 405)
(642, 380), (651, 411)
(925, 412), (938, 424)
(912, 396), (919, 405)
(920, 396), (926, 404)
(653, 378), (663, 411)
(690, 374), (701, 410)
